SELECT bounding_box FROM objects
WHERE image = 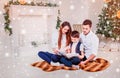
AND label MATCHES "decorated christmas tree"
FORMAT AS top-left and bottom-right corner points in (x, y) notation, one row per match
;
(96, 0), (120, 40)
